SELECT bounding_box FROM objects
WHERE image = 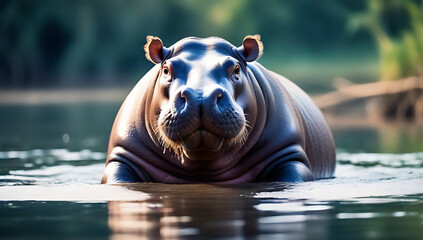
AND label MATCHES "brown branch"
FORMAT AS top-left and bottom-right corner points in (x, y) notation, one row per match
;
(313, 76), (423, 109)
